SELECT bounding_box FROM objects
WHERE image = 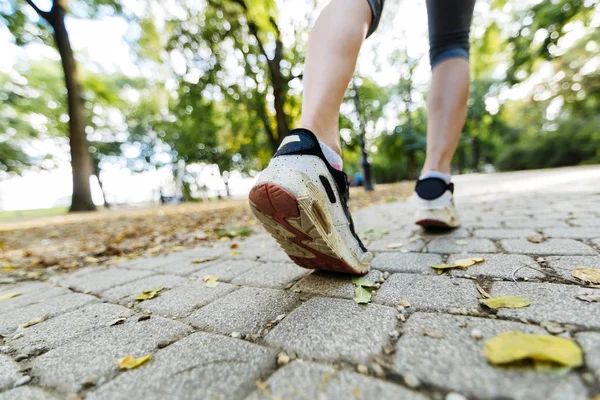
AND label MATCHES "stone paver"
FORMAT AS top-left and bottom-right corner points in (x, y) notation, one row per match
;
(9, 303), (135, 356)
(473, 228), (539, 239)
(491, 281), (600, 327)
(141, 281), (237, 318)
(116, 245), (227, 271)
(447, 253), (544, 279)
(500, 239), (596, 255)
(570, 218), (600, 227)
(191, 260), (261, 281)
(0, 387), (59, 400)
(426, 238), (497, 254)
(545, 256), (600, 279)
(231, 262), (310, 289)
(542, 227), (600, 239)
(0, 293), (96, 335)
(502, 219), (570, 229)
(187, 287), (299, 334)
(394, 313), (587, 400)
(52, 267), (154, 294)
(265, 298), (396, 363)
(246, 361), (428, 400)
(101, 274), (187, 303)
(576, 332), (600, 379)
(0, 285), (68, 315)
(374, 274), (479, 311)
(371, 253), (442, 274)
(368, 237), (426, 252)
(88, 332), (276, 400)
(0, 355), (21, 391)
(32, 317), (191, 393)
(291, 270), (382, 300)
